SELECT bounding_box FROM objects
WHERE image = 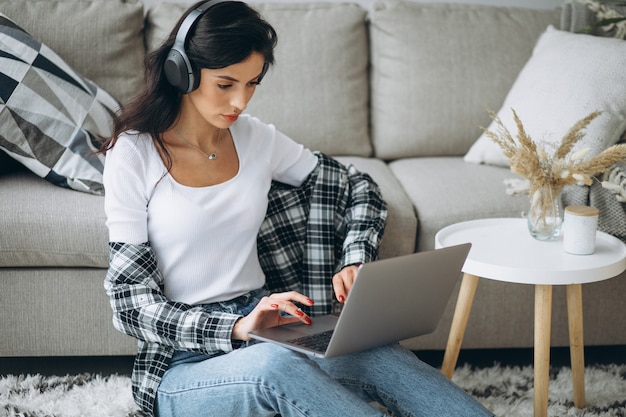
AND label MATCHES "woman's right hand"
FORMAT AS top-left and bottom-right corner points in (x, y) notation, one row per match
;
(231, 291), (315, 341)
